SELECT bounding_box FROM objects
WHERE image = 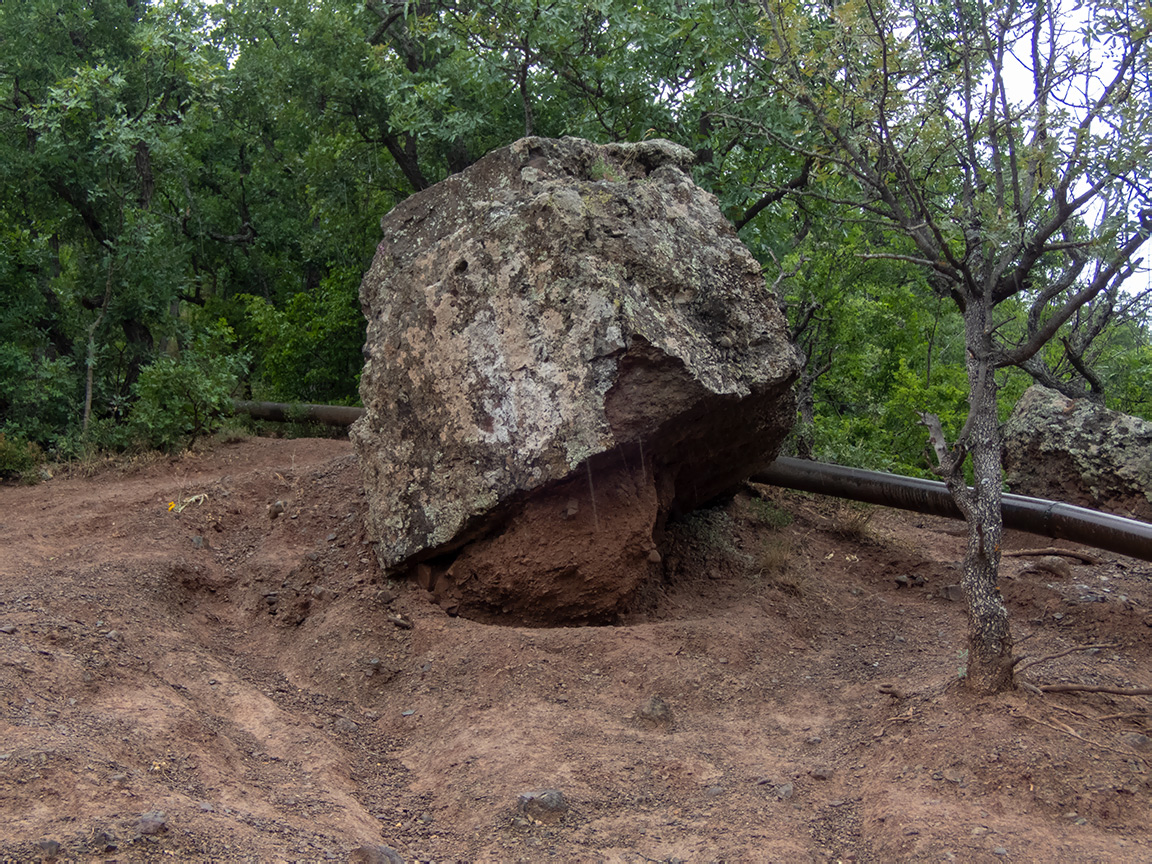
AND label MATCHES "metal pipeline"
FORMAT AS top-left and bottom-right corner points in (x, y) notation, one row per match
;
(231, 399), (366, 428)
(230, 401), (1152, 562)
(752, 456), (1152, 563)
